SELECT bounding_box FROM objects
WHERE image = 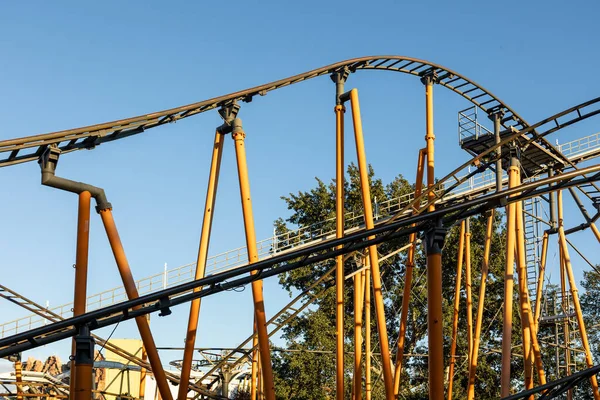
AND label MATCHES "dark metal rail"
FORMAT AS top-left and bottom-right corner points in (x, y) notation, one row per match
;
(1, 162), (598, 359)
(0, 55), (567, 168)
